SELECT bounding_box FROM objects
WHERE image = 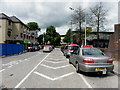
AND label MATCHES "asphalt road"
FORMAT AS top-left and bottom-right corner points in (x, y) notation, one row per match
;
(0, 48), (119, 89)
